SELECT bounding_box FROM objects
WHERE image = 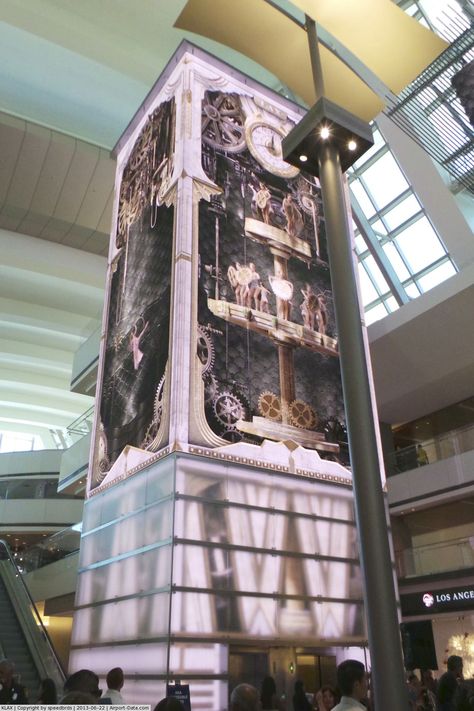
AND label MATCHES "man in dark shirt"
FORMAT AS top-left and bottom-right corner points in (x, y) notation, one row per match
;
(437, 655), (463, 711)
(0, 659), (27, 704)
